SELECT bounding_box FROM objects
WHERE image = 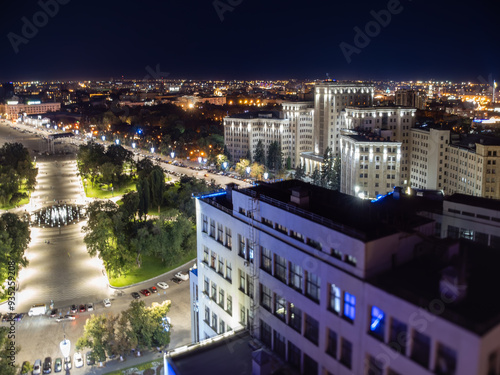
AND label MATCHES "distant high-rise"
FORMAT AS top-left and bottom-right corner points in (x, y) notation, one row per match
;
(395, 89), (427, 109)
(0, 82), (14, 101)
